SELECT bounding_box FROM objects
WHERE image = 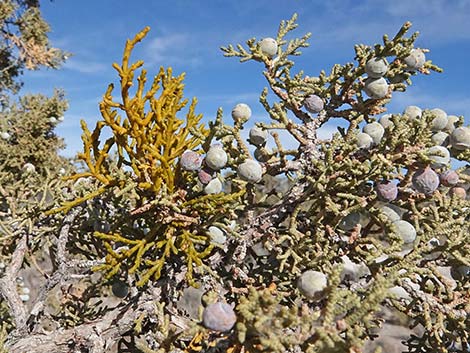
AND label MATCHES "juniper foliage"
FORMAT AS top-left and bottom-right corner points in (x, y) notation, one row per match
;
(0, 11), (469, 353)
